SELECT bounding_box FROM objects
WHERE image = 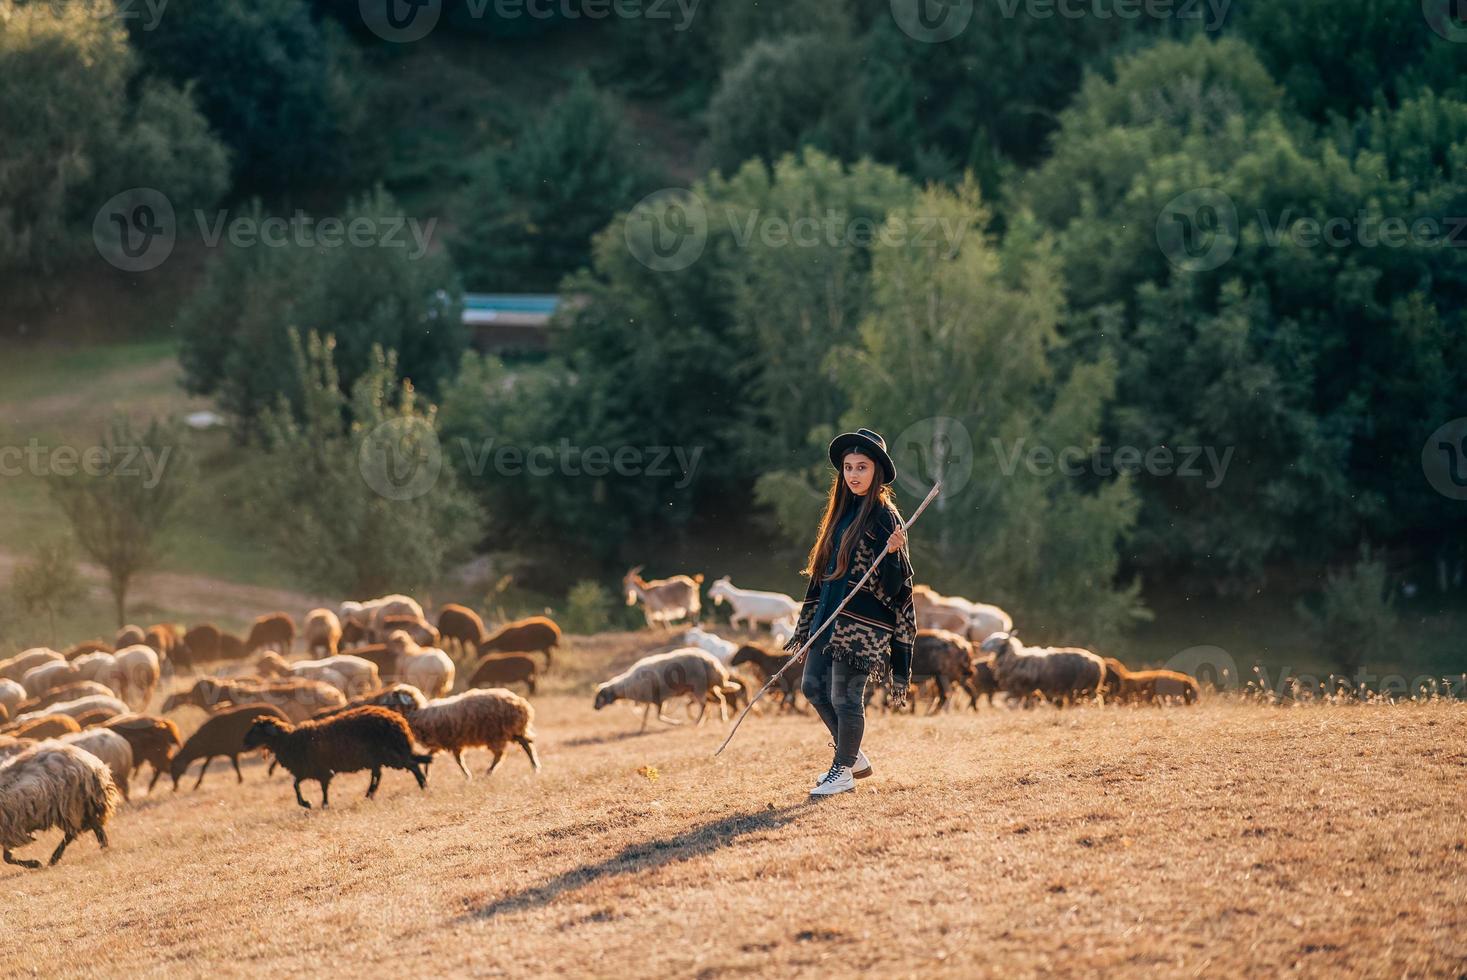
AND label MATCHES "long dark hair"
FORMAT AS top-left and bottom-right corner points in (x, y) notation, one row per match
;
(803, 464), (898, 582)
